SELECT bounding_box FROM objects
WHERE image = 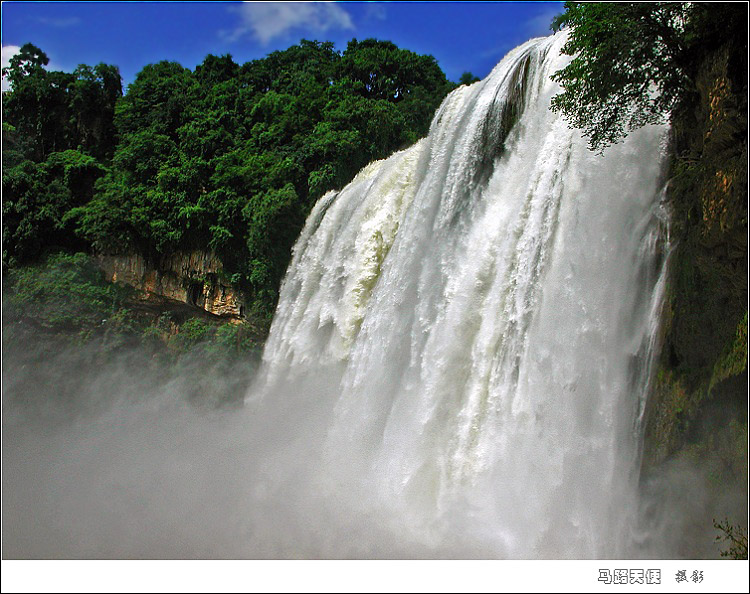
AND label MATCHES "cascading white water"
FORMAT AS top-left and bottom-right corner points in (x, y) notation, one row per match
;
(251, 32), (670, 558)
